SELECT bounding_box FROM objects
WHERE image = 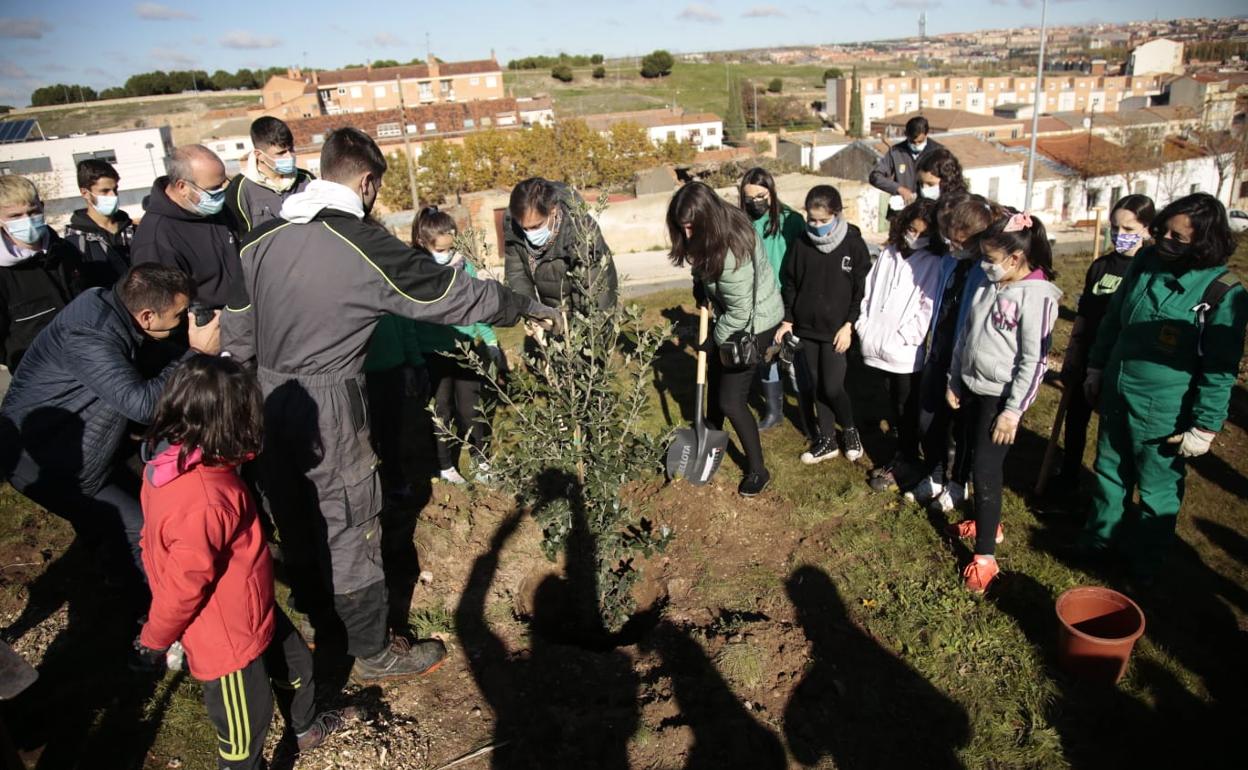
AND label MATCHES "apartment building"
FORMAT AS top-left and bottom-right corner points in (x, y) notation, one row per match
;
(1127, 38), (1185, 76)
(1168, 73), (1248, 131)
(827, 73), (1165, 132)
(581, 109), (724, 150)
(261, 55), (504, 120)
